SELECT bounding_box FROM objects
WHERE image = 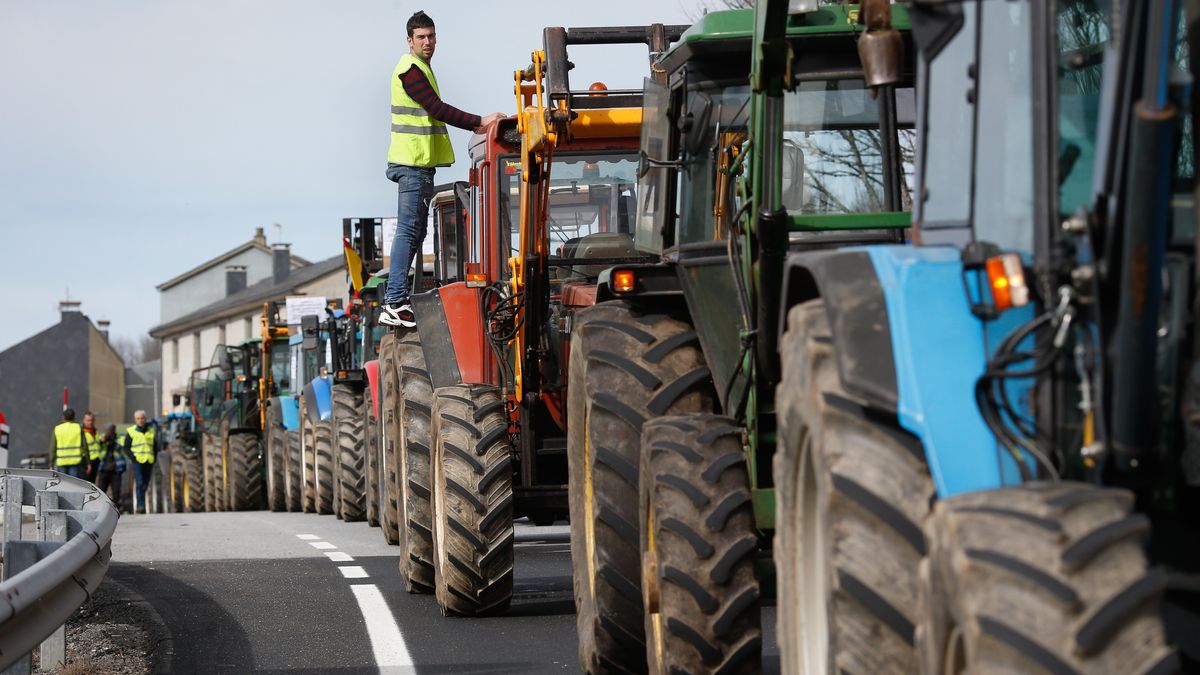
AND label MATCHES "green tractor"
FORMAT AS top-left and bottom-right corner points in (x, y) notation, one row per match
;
(566, 1), (916, 672)
(192, 340), (267, 511)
